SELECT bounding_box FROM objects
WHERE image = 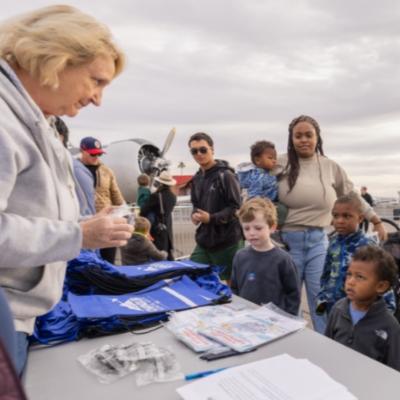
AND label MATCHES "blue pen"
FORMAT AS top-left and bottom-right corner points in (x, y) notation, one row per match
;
(185, 367), (227, 381)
